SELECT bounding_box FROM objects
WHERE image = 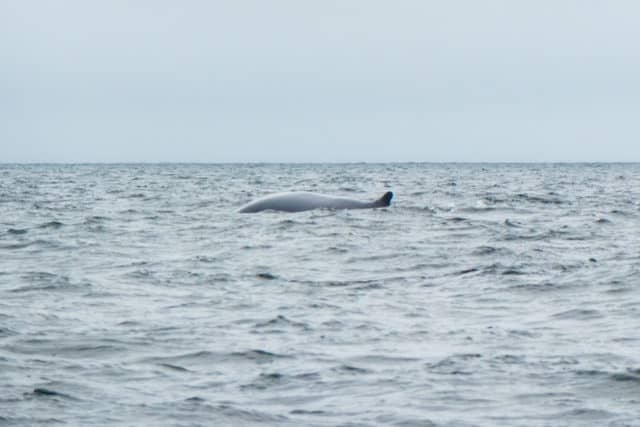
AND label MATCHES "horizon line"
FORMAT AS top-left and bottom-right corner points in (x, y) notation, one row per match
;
(1, 161), (639, 165)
